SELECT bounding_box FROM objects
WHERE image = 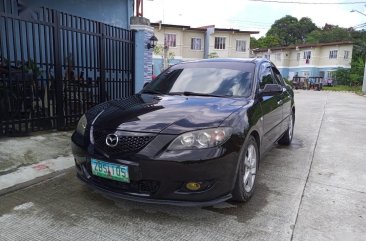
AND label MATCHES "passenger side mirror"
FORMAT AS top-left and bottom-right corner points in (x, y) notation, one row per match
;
(260, 84), (283, 96)
(143, 82), (150, 88)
